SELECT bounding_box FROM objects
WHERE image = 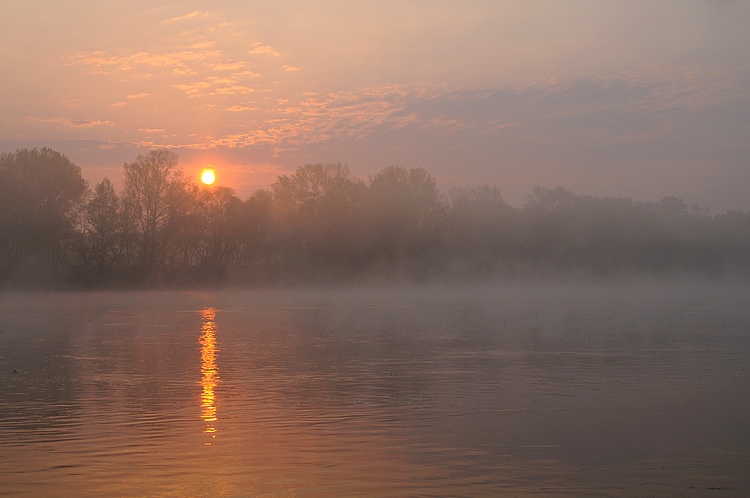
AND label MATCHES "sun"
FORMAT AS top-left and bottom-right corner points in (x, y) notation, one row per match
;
(201, 168), (216, 185)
